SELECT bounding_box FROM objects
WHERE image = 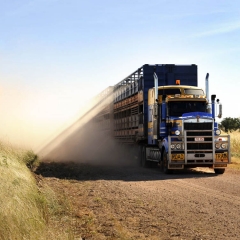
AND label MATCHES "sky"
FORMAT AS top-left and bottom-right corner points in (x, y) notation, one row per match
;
(0, 0), (240, 149)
